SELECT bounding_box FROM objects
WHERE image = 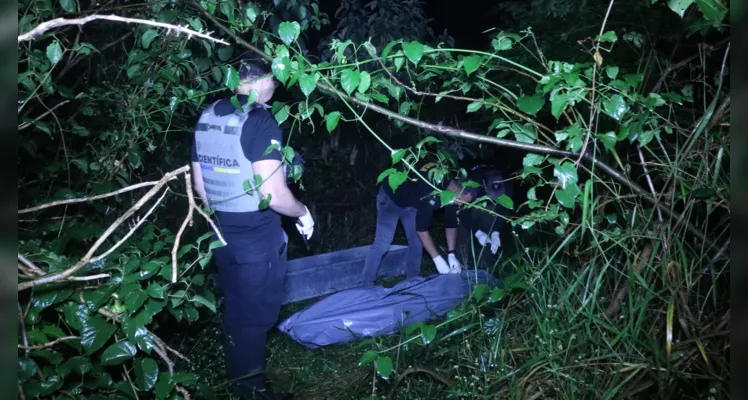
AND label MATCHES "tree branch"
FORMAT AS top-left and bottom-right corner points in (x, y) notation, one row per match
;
(18, 253), (44, 275)
(18, 100), (71, 130)
(18, 14), (230, 44)
(18, 165), (190, 291)
(172, 173), (195, 283)
(18, 336), (80, 350)
(68, 273), (111, 281)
